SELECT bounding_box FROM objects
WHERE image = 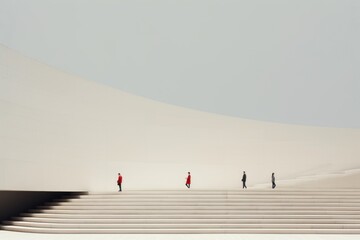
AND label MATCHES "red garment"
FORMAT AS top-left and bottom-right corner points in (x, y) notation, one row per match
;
(186, 175), (191, 184)
(117, 176), (122, 184)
